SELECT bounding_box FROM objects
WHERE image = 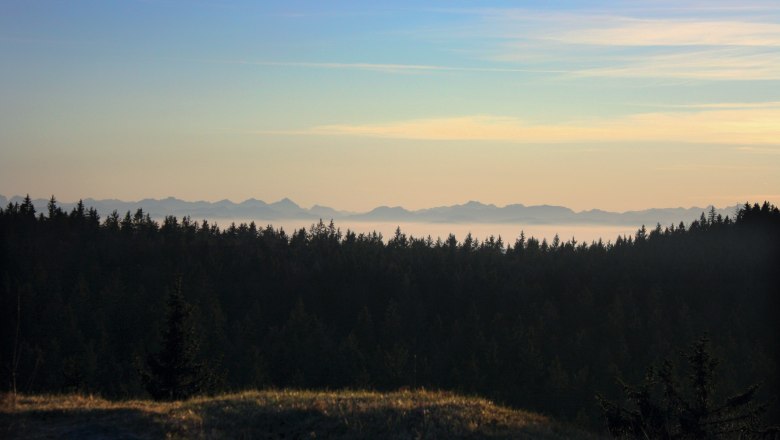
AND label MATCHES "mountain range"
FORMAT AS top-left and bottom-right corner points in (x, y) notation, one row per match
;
(0, 194), (740, 227)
